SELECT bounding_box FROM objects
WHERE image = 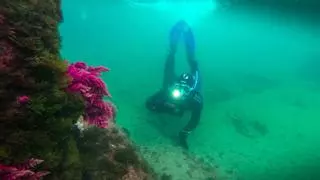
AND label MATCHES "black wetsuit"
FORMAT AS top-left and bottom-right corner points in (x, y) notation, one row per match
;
(145, 46), (203, 148)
